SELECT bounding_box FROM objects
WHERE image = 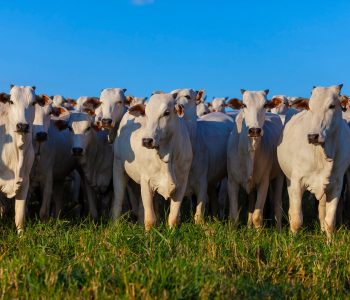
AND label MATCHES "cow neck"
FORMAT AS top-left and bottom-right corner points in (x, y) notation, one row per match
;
(108, 105), (128, 144)
(239, 122), (262, 193)
(183, 112), (197, 151)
